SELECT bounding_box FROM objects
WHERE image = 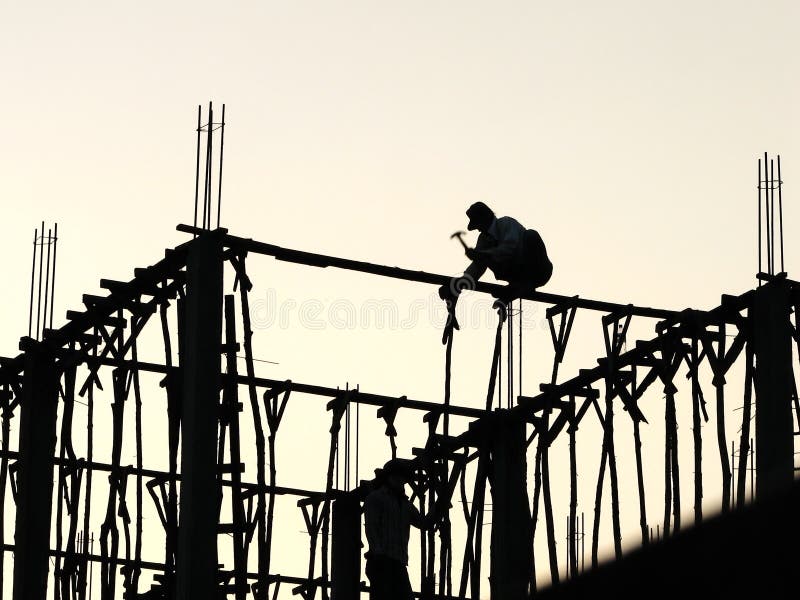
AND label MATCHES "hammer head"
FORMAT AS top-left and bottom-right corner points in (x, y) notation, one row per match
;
(450, 230), (469, 250)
